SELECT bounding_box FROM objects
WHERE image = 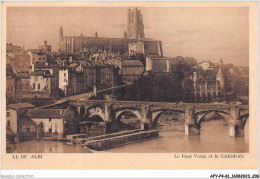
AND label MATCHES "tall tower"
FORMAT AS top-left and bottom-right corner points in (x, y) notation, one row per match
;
(123, 31), (127, 39)
(127, 8), (145, 40)
(216, 58), (225, 96)
(59, 27), (63, 52)
(59, 27), (63, 38)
